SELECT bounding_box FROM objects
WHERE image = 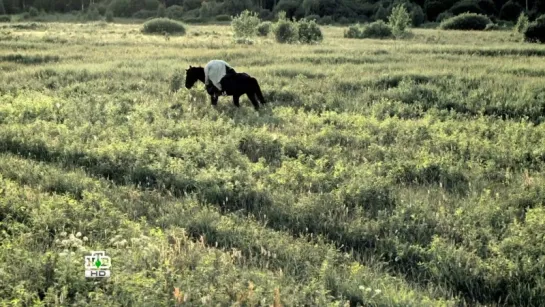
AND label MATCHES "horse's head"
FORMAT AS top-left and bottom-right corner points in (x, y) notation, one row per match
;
(185, 65), (202, 89)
